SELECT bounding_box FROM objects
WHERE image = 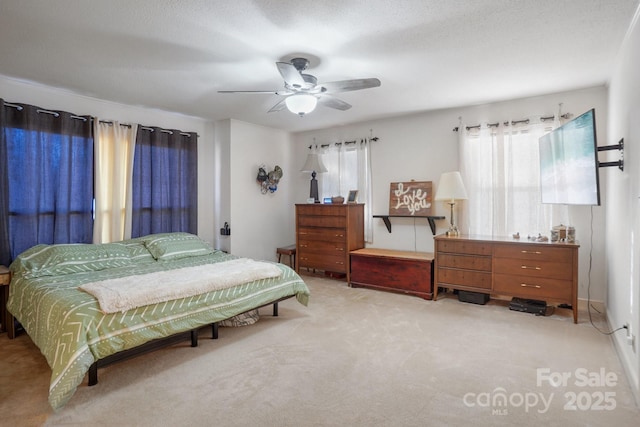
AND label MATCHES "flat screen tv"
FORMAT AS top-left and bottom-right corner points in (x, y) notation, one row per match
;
(538, 108), (600, 205)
